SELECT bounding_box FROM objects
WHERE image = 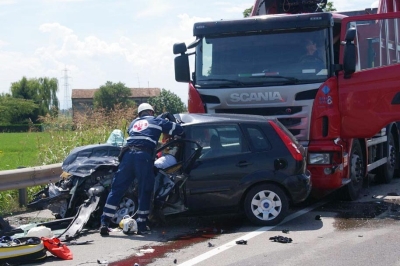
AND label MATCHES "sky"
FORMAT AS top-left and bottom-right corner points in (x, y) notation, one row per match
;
(0, 0), (379, 109)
